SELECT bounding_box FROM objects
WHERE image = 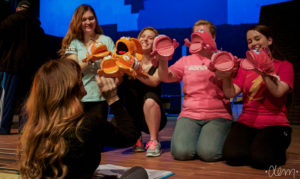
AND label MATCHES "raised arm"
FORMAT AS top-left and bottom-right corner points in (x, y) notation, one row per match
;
(157, 56), (178, 83)
(136, 69), (160, 87)
(65, 54), (91, 72)
(215, 70), (241, 98)
(96, 75), (120, 105)
(95, 76), (139, 147)
(259, 71), (290, 98)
